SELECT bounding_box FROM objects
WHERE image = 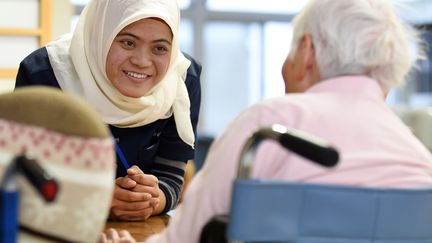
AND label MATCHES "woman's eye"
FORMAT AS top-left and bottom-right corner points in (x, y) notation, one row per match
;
(121, 40), (135, 48)
(154, 46), (169, 54)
